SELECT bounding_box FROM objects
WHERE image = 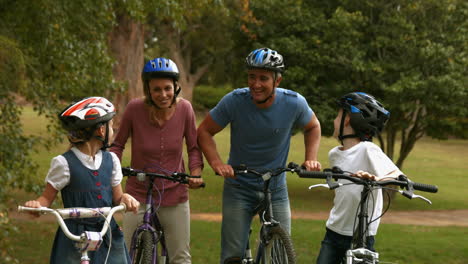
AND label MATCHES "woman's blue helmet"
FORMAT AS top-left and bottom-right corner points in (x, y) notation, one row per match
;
(245, 48), (285, 73)
(142, 57), (180, 81)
